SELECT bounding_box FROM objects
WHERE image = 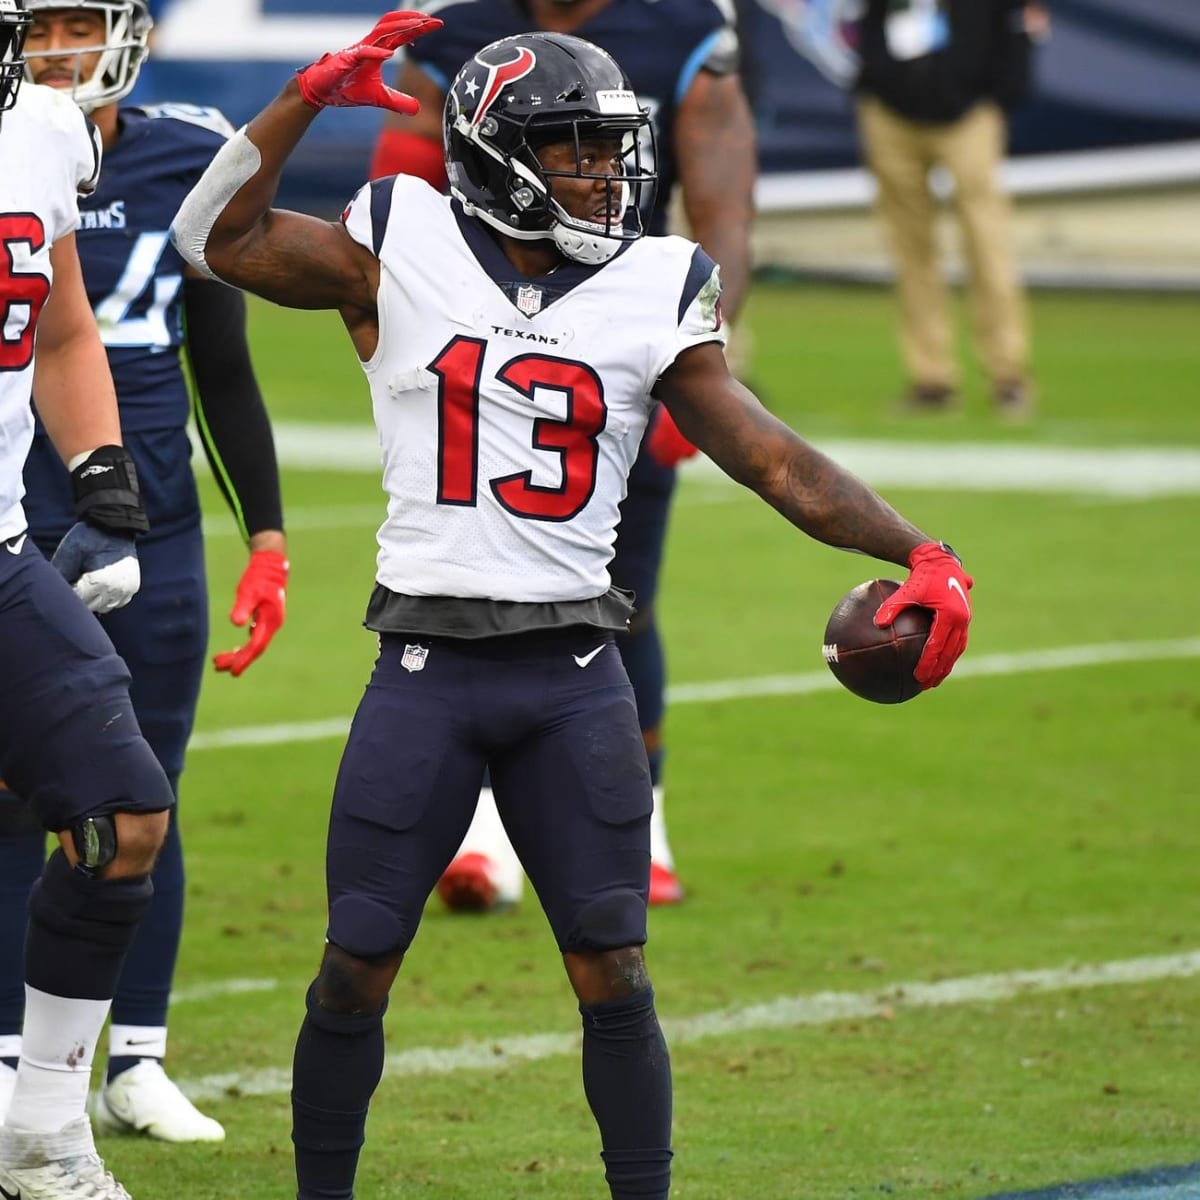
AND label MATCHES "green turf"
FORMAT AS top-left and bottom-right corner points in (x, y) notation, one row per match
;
(90, 283), (1200, 1198)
